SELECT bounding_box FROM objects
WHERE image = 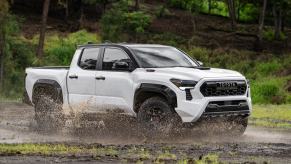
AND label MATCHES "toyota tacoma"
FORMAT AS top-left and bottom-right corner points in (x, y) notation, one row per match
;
(24, 43), (251, 135)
